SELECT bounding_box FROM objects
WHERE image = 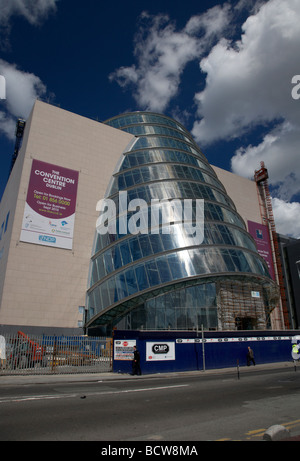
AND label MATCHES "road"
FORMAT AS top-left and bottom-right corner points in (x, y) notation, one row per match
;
(0, 365), (300, 442)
